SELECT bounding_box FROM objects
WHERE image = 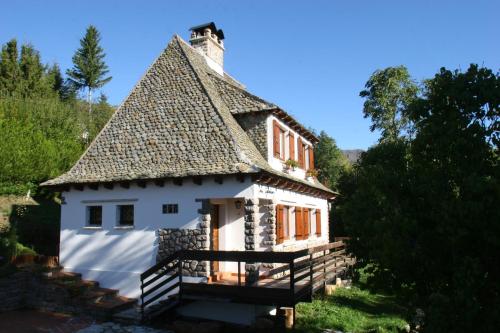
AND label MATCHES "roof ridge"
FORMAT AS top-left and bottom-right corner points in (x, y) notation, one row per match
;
(174, 36), (268, 171)
(208, 72), (277, 109)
